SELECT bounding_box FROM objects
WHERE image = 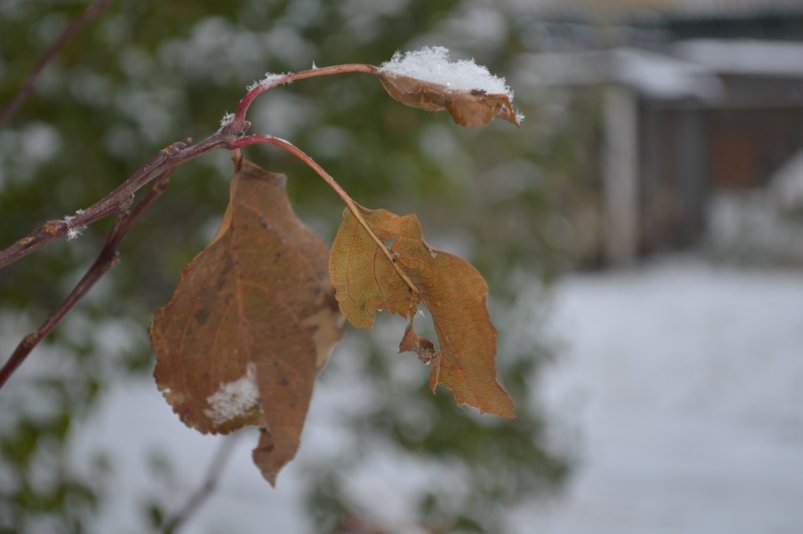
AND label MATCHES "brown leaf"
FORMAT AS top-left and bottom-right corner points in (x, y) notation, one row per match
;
(378, 71), (519, 127)
(399, 321), (436, 365)
(151, 159), (343, 486)
(329, 205), (515, 418)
